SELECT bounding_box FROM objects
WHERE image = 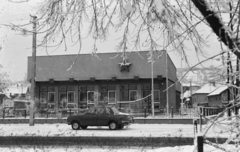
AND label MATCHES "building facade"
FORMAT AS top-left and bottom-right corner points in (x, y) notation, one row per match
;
(27, 51), (180, 114)
(207, 86), (233, 107)
(191, 83), (218, 107)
